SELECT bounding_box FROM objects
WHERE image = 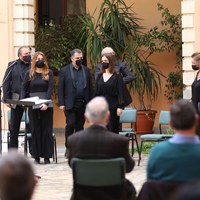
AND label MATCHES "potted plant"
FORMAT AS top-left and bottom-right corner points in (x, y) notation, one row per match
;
(126, 3), (182, 133)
